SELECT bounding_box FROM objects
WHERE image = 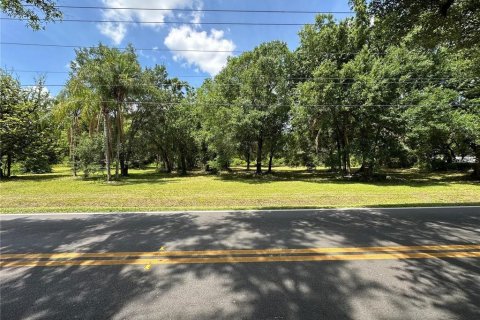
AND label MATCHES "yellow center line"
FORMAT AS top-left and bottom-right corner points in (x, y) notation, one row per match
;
(1, 251), (479, 267)
(1, 244), (479, 260)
